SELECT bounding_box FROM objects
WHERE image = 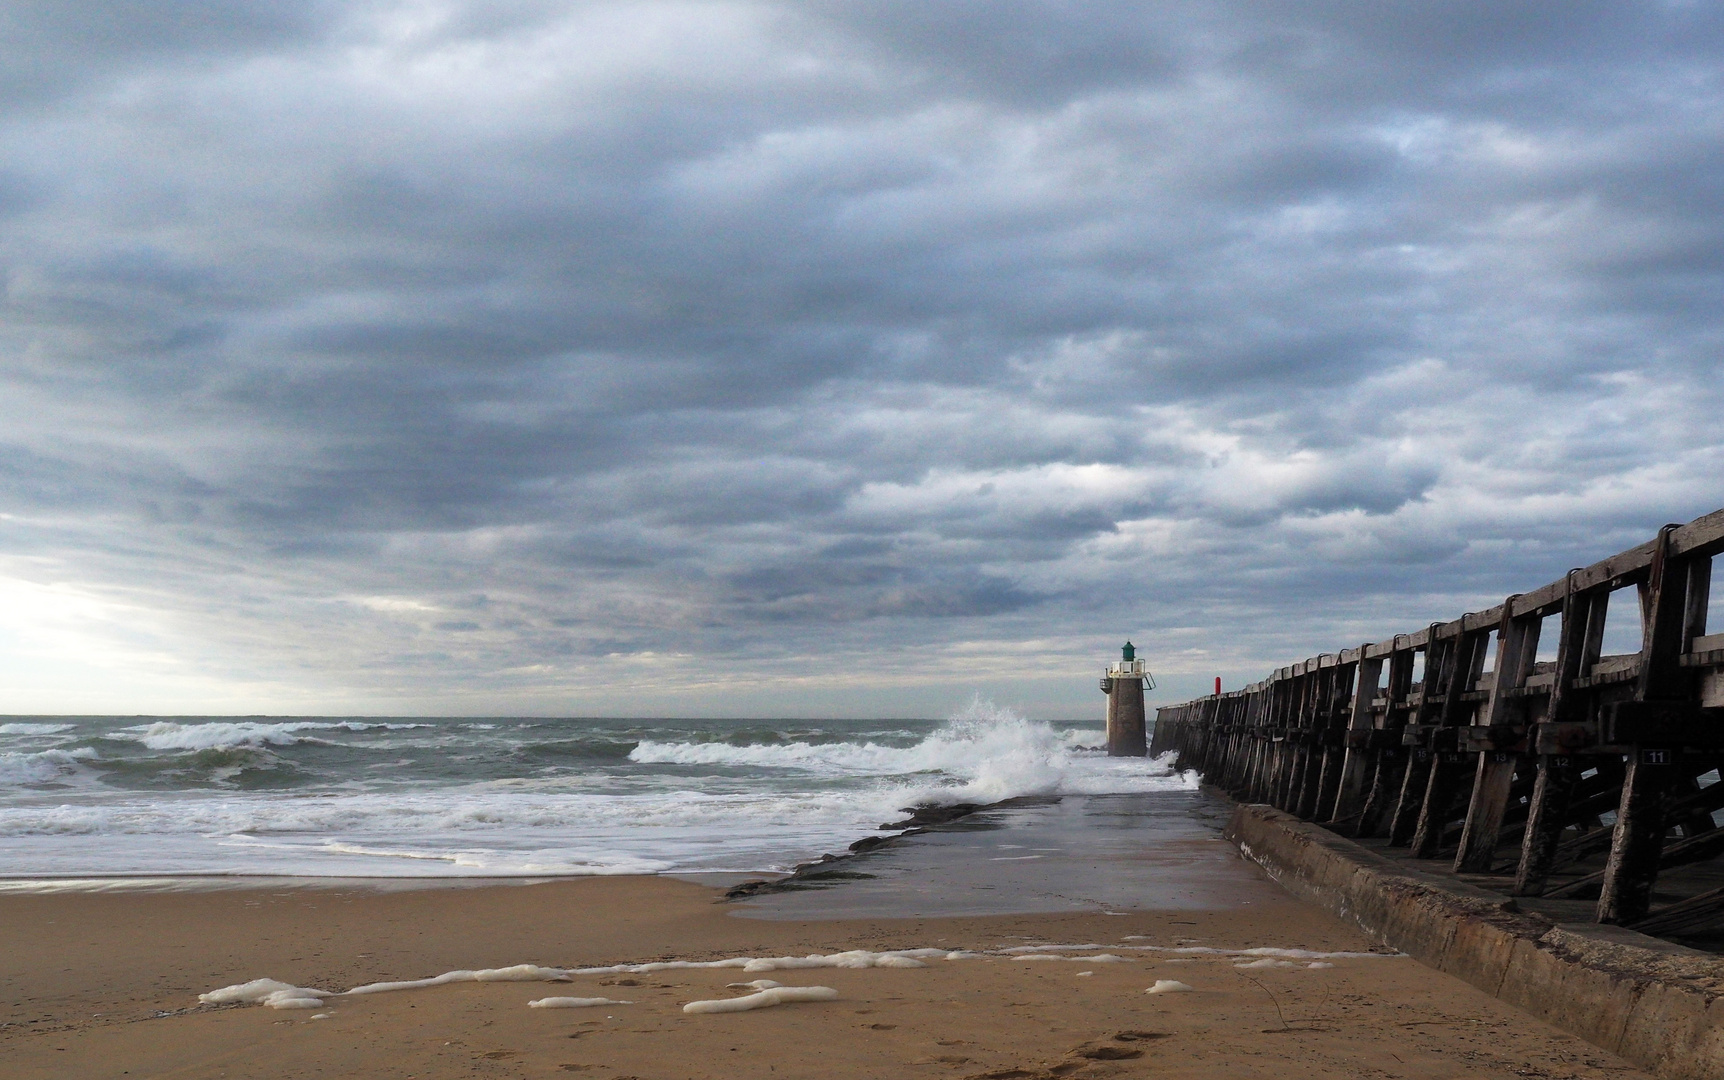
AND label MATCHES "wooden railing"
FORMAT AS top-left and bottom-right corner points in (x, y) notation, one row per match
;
(1151, 506), (1724, 932)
